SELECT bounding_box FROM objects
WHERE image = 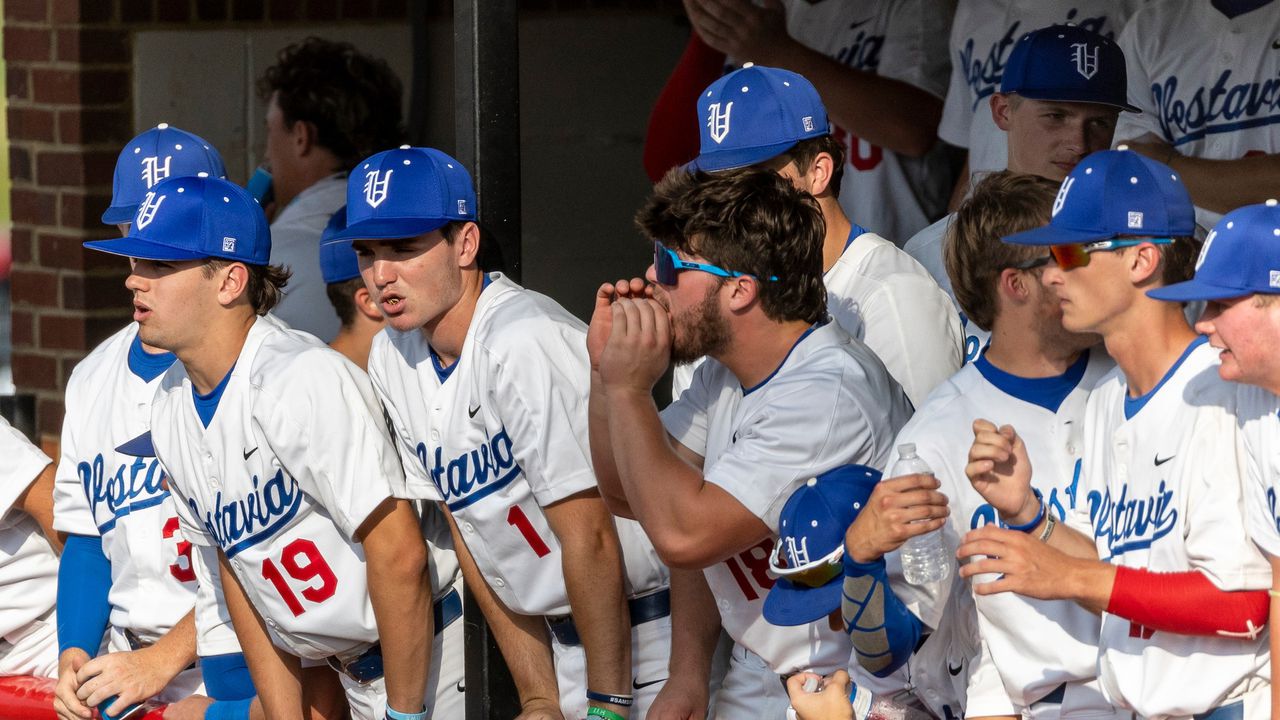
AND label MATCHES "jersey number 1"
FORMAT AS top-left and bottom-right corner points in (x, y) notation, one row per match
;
(261, 539), (339, 617)
(507, 505), (551, 558)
